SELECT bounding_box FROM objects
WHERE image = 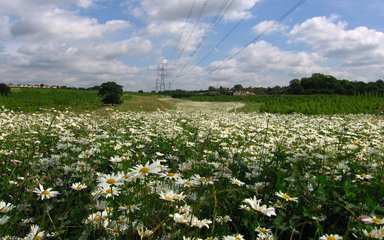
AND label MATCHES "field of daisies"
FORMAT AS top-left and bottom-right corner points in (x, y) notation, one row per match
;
(0, 107), (383, 239)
